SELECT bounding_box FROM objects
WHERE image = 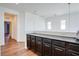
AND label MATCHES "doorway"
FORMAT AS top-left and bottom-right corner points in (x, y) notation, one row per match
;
(4, 21), (11, 44)
(4, 13), (17, 44)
